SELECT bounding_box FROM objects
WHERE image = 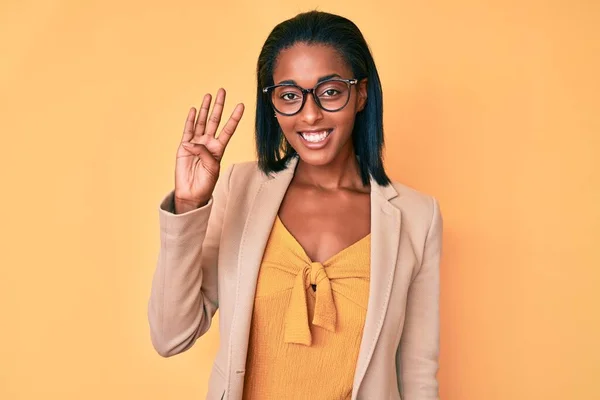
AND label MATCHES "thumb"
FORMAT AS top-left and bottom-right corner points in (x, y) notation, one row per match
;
(181, 141), (205, 154)
(182, 141), (195, 149)
(183, 142), (219, 171)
